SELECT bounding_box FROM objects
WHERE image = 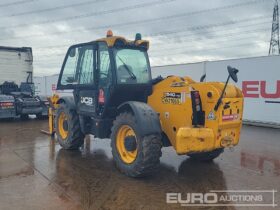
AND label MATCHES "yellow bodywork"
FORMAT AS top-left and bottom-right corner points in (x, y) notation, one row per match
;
(47, 94), (60, 136)
(148, 76), (243, 155)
